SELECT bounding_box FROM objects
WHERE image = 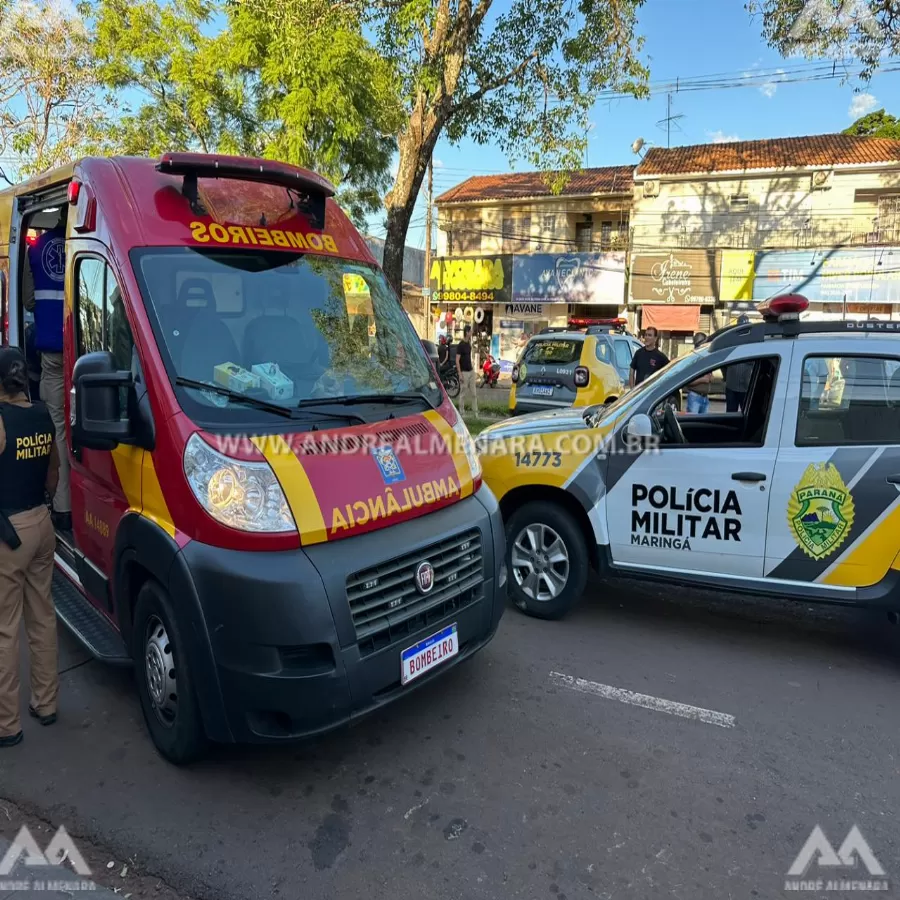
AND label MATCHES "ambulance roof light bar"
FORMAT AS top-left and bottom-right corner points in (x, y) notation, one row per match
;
(156, 153), (335, 228)
(756, 293), (809, 323)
